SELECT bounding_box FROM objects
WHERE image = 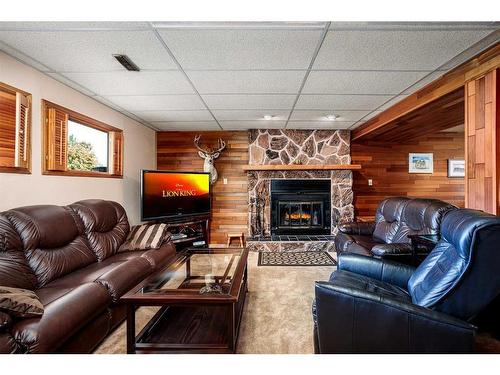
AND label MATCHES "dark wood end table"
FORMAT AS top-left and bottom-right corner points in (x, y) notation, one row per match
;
(121, 246), (249, 354)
